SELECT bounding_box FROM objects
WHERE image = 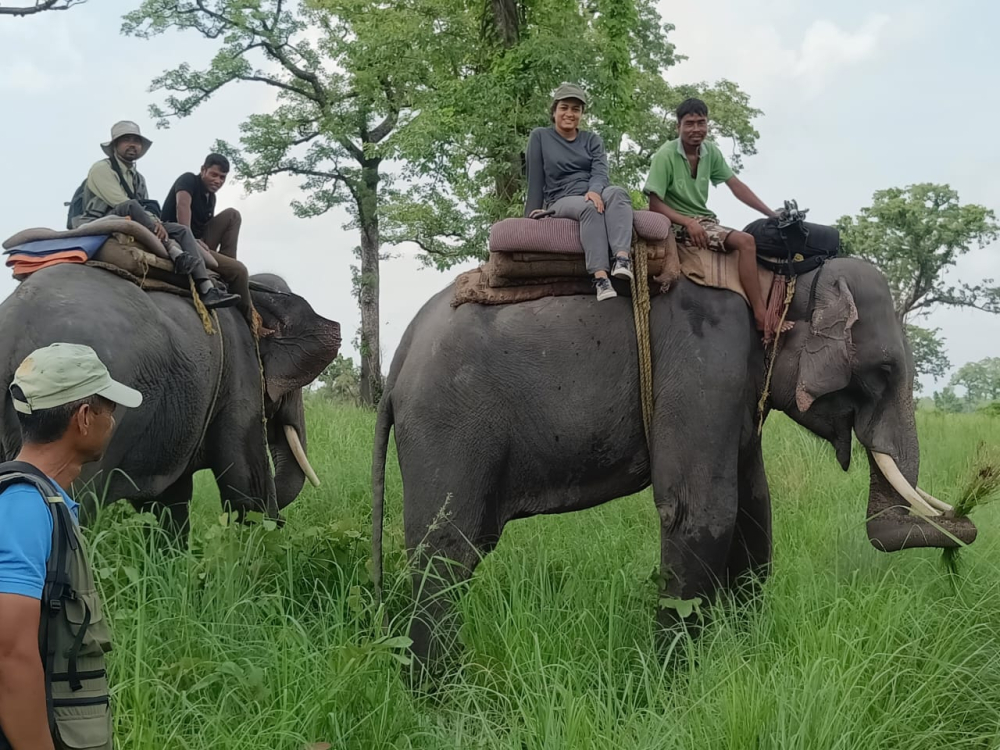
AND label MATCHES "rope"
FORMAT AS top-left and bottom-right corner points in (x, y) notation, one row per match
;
(188, 276), (216, 335)
(757, 275), (796, 435)
(195, 309), (224, 453)
(628, 233), (654, 443)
